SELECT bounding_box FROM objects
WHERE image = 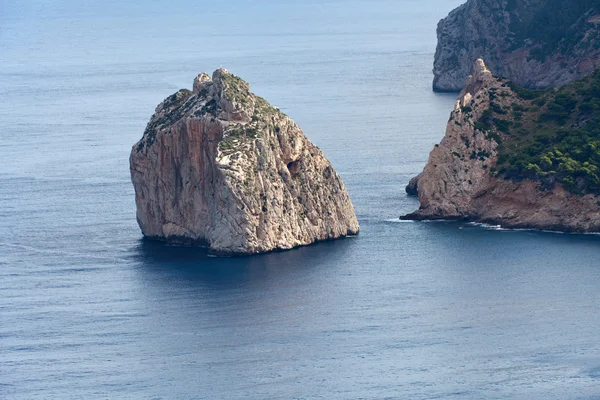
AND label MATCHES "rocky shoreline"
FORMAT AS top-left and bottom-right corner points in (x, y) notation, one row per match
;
(403, 59), (600, 233)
